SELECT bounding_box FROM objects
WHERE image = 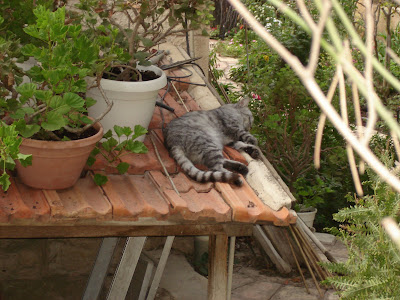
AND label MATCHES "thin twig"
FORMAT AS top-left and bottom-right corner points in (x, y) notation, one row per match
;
(338, 63), (363, 196)
(289, 225), (324, 298)
(314, 72), (339, 169)
(149, 131), (180, 196)
(306, 0), (332, 75)
(351, 82), (365, 174)
(284, 229), (310, 294)
(171, 83), (190, 113)
(361, 0), (378, 148)
(382, 217), (400, 251)
(391, 130), (400, 162)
